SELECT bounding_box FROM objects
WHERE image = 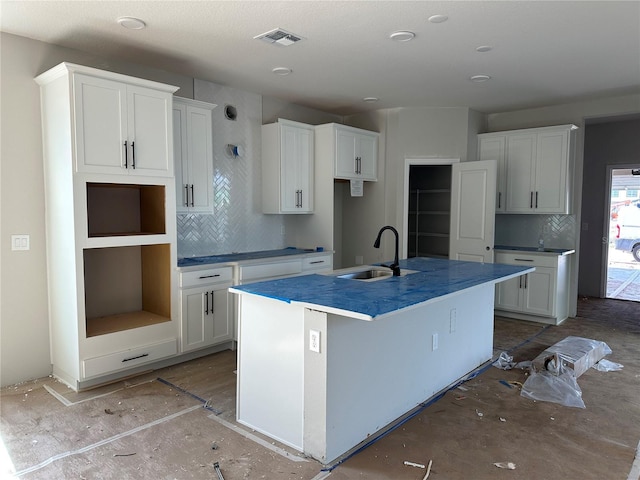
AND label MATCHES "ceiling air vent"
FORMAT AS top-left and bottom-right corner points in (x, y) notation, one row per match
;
(254, 28), (304, 46)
